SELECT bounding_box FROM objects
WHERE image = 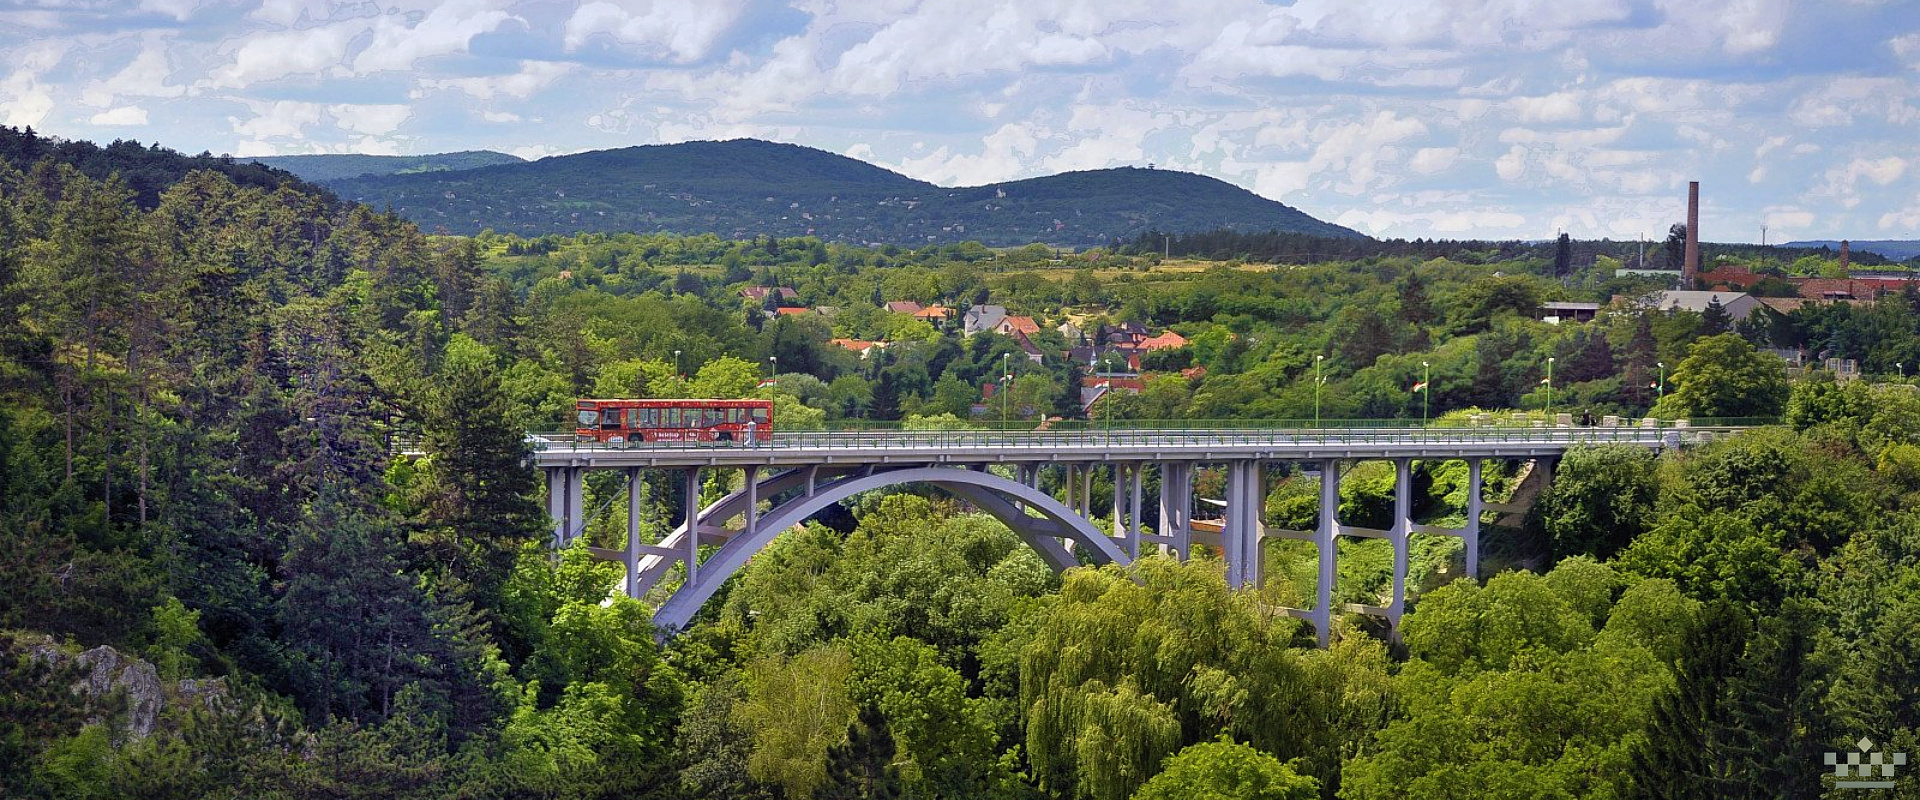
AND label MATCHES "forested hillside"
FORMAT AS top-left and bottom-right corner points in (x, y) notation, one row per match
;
(11, 129), (1920, 799)
(249, 151), (525, 183)
(323, 139), (1358, 246)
